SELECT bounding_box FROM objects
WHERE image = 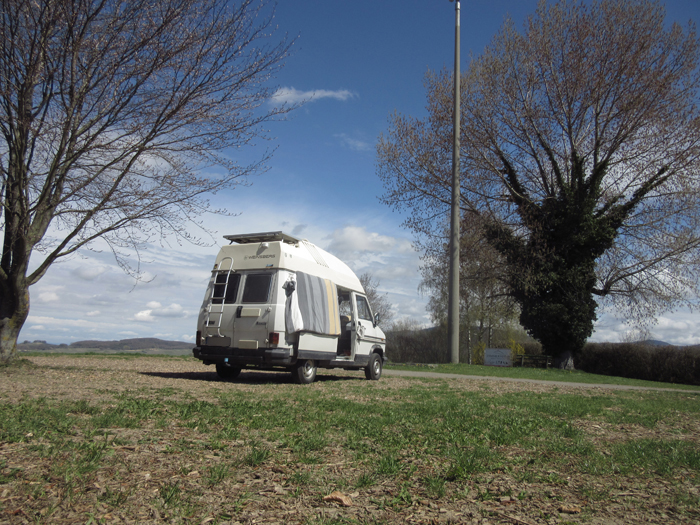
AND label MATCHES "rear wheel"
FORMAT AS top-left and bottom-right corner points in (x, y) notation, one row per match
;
(292, 359), (317, 384)
(365, 352), (382, 380)
(216, 363), (241, 380)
